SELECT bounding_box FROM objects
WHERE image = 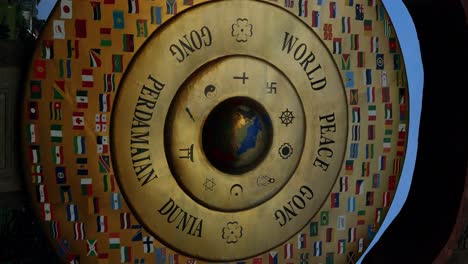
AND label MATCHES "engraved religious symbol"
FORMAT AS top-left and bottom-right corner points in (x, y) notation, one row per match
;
(266, 82), (277, 94)
(231, 18), (253, 42)
(279, 109), (295, 126)
(257, 175), (275, 187)
(203, 178), (216, 191)
(185, 107), (195, 122)
(179, 144), (194, 162)
(279, 143), (293, 159)
(233, 72), (249, 84)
